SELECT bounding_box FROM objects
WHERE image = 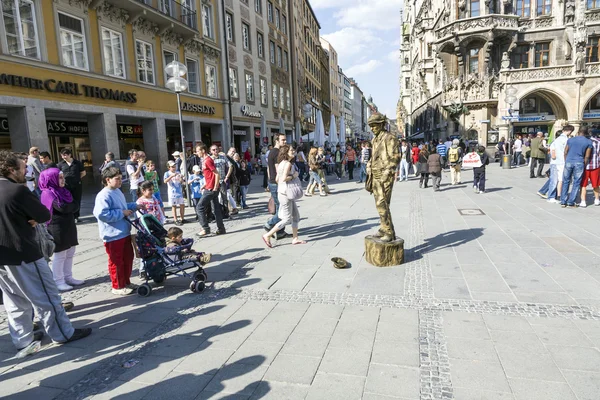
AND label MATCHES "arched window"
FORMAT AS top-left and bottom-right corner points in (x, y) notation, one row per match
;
(468, 48), (480, 74)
